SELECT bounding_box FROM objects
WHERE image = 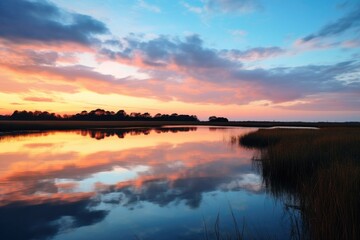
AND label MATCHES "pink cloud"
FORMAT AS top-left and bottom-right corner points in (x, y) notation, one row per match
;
(342, 39), (360, 48)
(23, 97), (54, 102)
(1, 28), (359, 115)
(277, 92), (360, 111)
